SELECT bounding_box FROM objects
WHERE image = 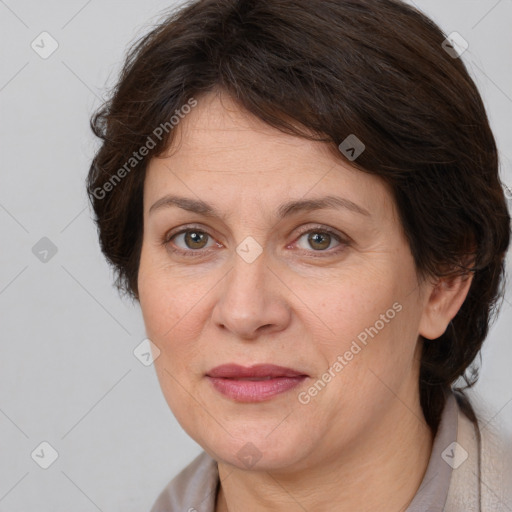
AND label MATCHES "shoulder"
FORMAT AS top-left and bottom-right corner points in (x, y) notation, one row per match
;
(150, 451), (219, 512)
(445, 391), (512, 512)
(472, 394), (512, 511)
